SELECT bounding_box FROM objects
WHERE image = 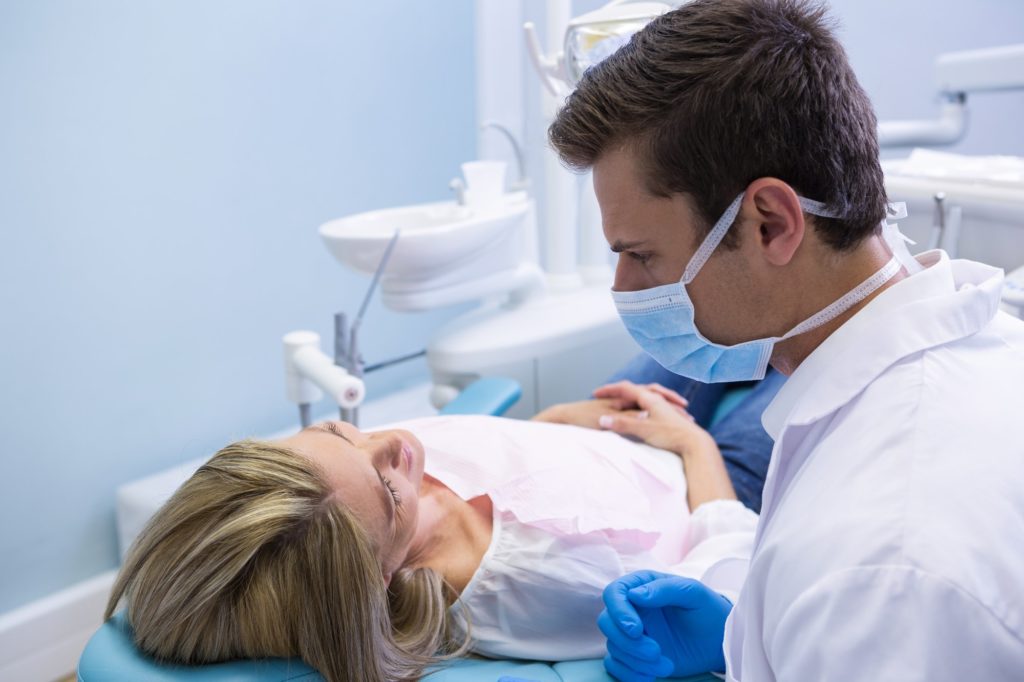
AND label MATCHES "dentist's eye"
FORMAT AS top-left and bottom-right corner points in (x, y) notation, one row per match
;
(627, 251), (652, 264)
